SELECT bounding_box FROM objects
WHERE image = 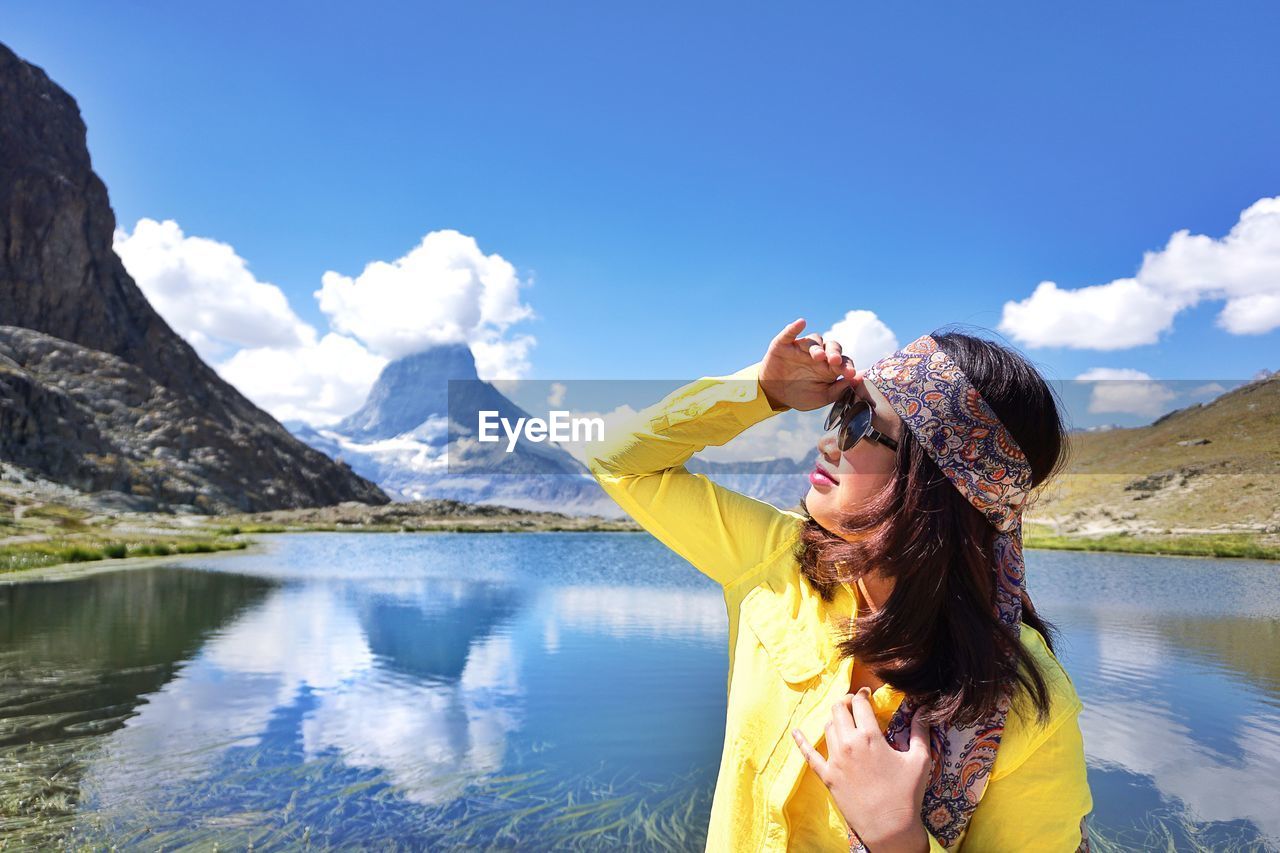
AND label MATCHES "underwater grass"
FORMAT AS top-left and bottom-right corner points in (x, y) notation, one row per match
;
(3, 735), (1276, 851)
(0, 737), (95, 851)
(12, 746), (719, 852)
(1085, 808), (1274, 853)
